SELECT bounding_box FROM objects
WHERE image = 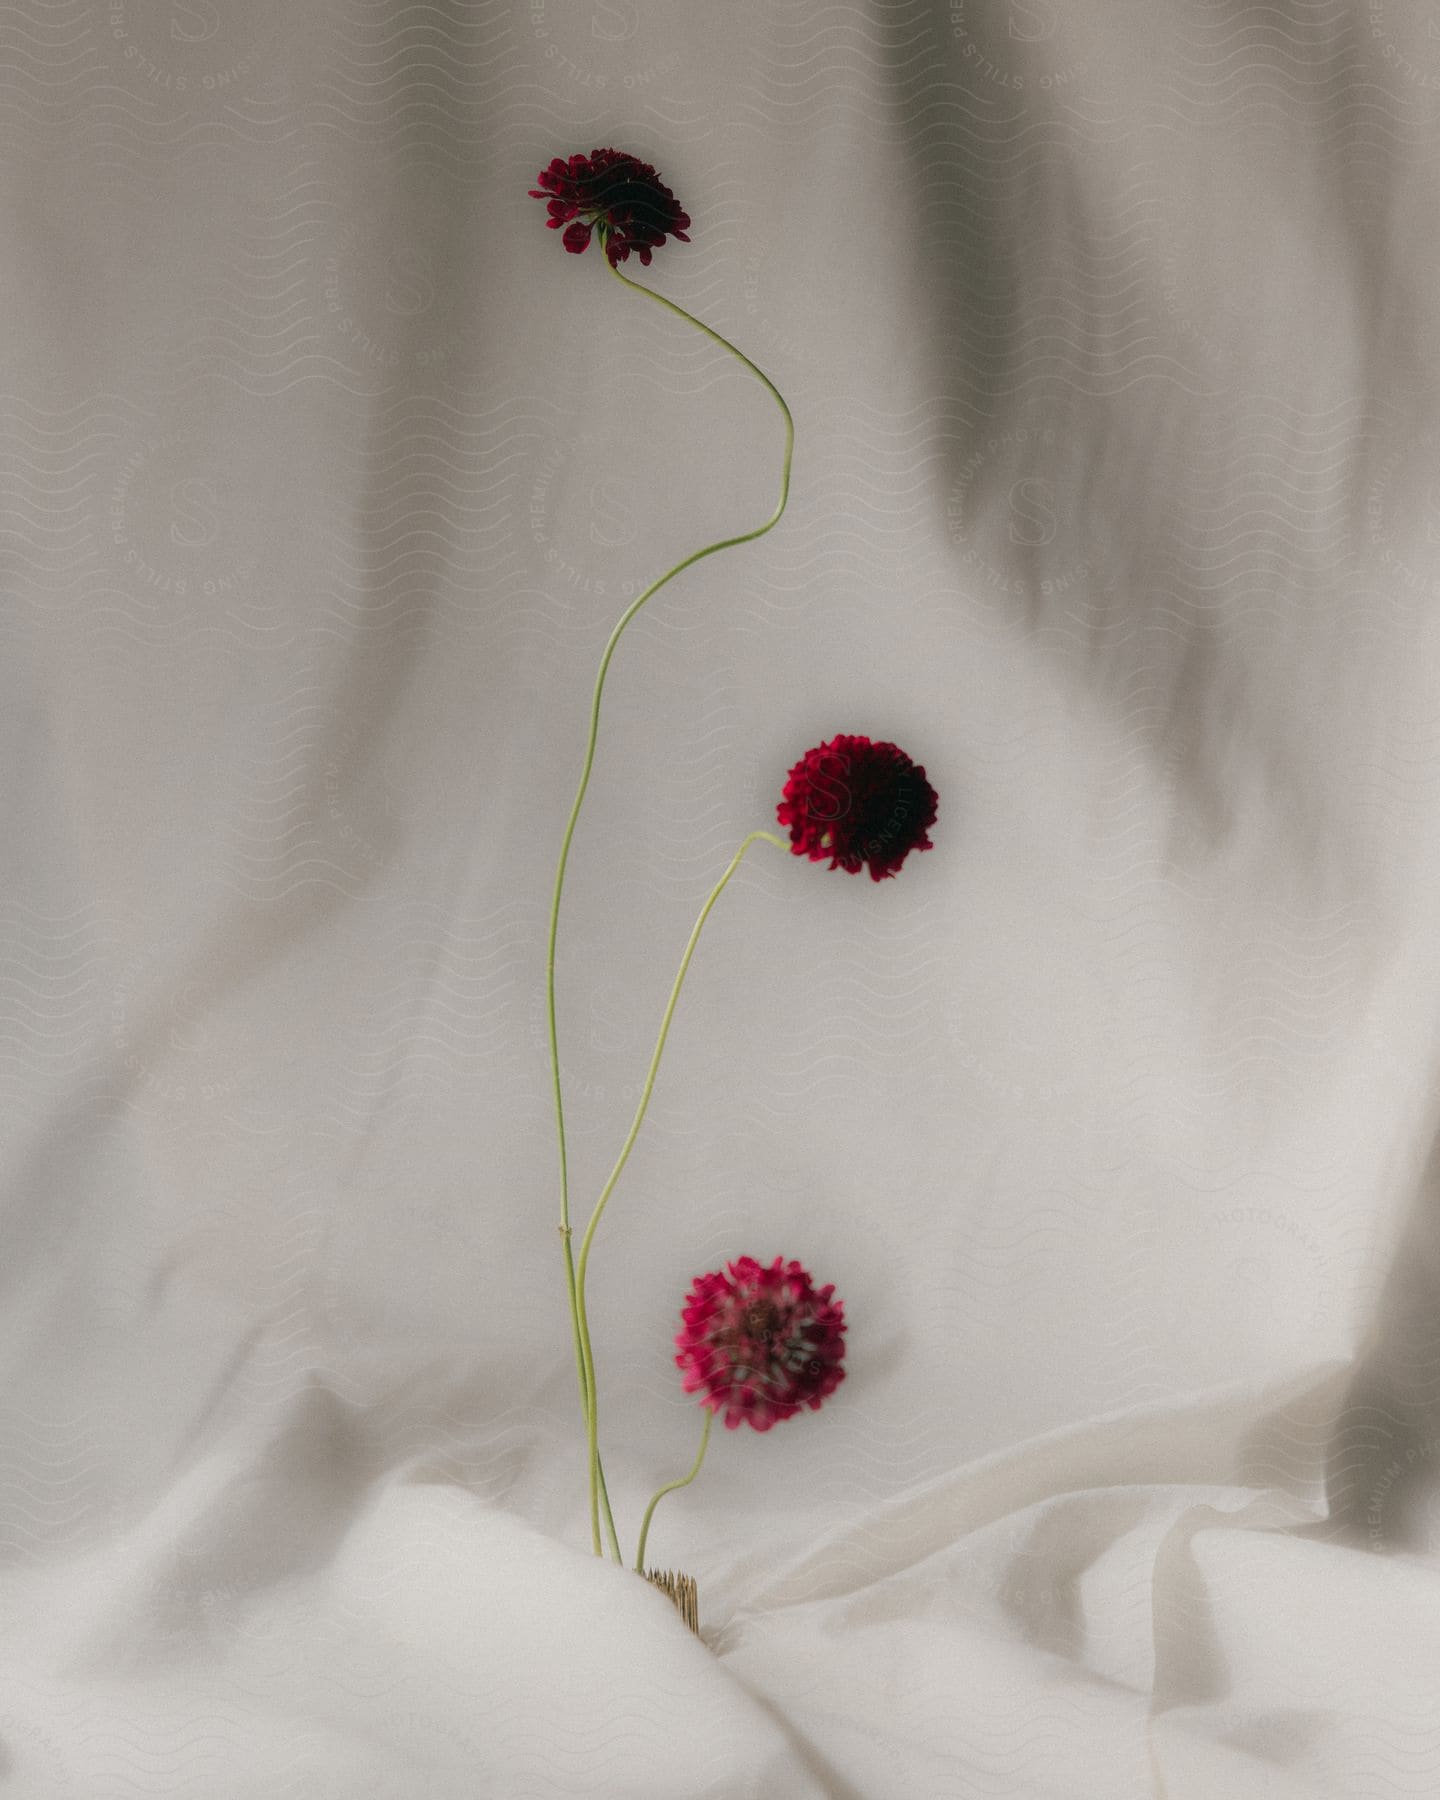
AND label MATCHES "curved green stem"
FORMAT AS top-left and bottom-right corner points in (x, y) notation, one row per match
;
(575, 829), (787, 1556)
(544, 258), (793, 1559)
(635, 1407), (714, 1573)
(607, 258), (797, 452)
